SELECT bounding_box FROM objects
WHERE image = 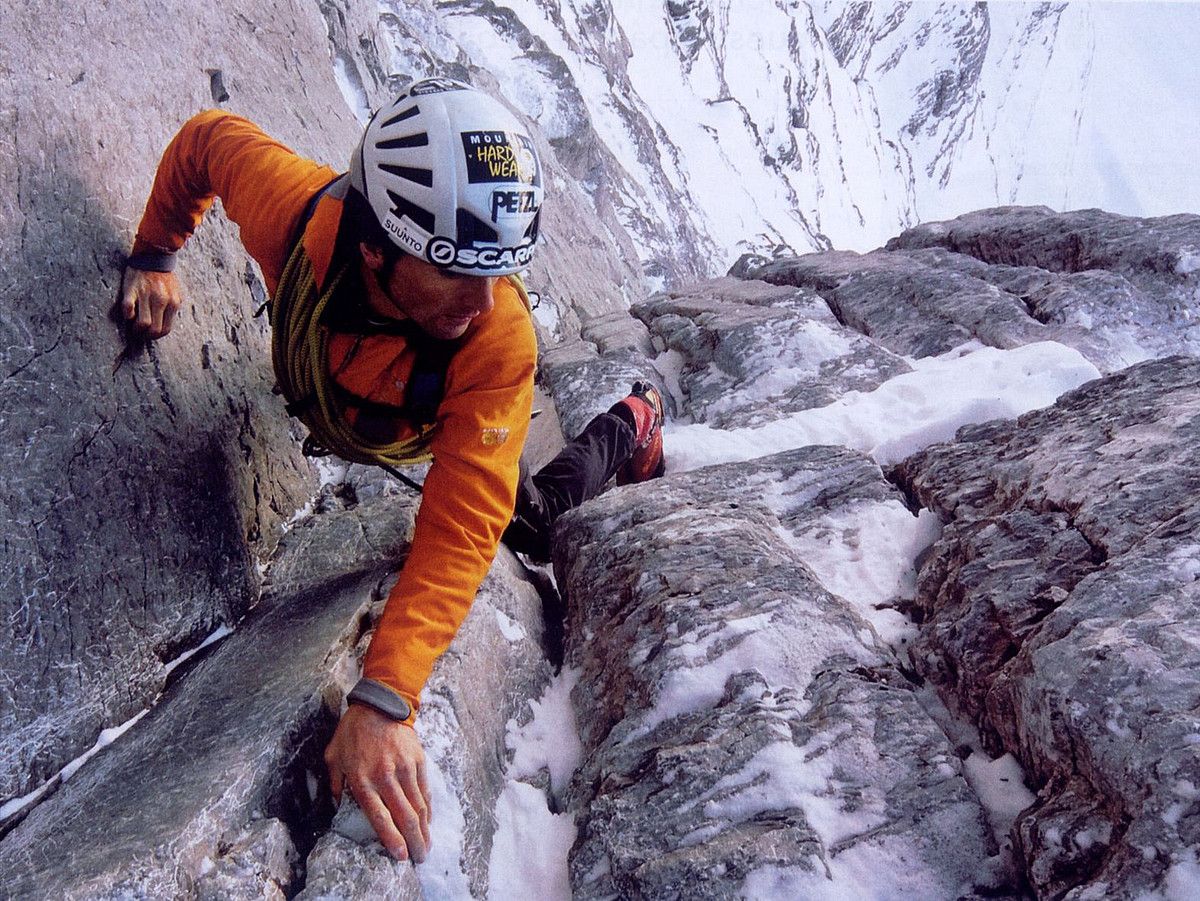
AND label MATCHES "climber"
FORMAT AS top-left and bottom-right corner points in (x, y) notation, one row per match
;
(120, 78), (665, 865)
